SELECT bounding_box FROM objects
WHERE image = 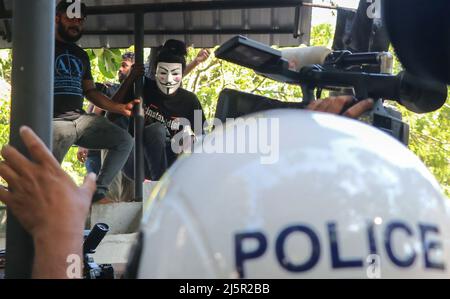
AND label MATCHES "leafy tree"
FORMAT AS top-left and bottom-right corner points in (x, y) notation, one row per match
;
(389, 50), (450, 196)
